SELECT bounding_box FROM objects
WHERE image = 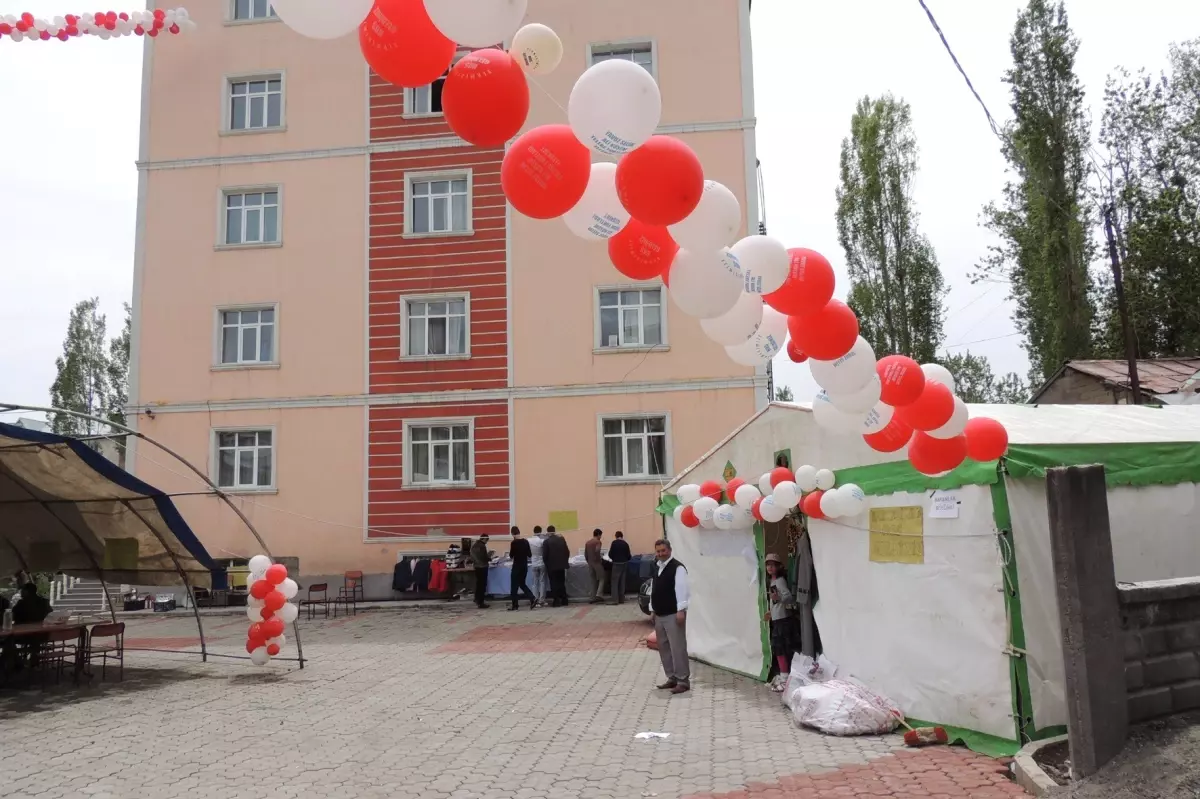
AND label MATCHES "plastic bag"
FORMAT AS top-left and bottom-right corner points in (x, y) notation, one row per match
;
(780, 653), (839, 707)
(787, 679), (901, 736)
